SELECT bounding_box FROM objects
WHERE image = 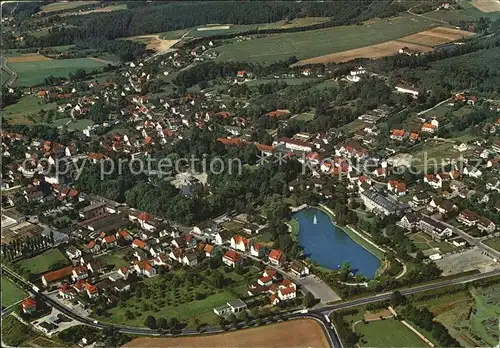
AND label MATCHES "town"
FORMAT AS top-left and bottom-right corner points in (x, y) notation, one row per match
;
(1, 1), (500, 347)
